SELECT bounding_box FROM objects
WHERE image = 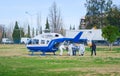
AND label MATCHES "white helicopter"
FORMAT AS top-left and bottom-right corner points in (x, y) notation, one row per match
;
(26, 32), (87, 55)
